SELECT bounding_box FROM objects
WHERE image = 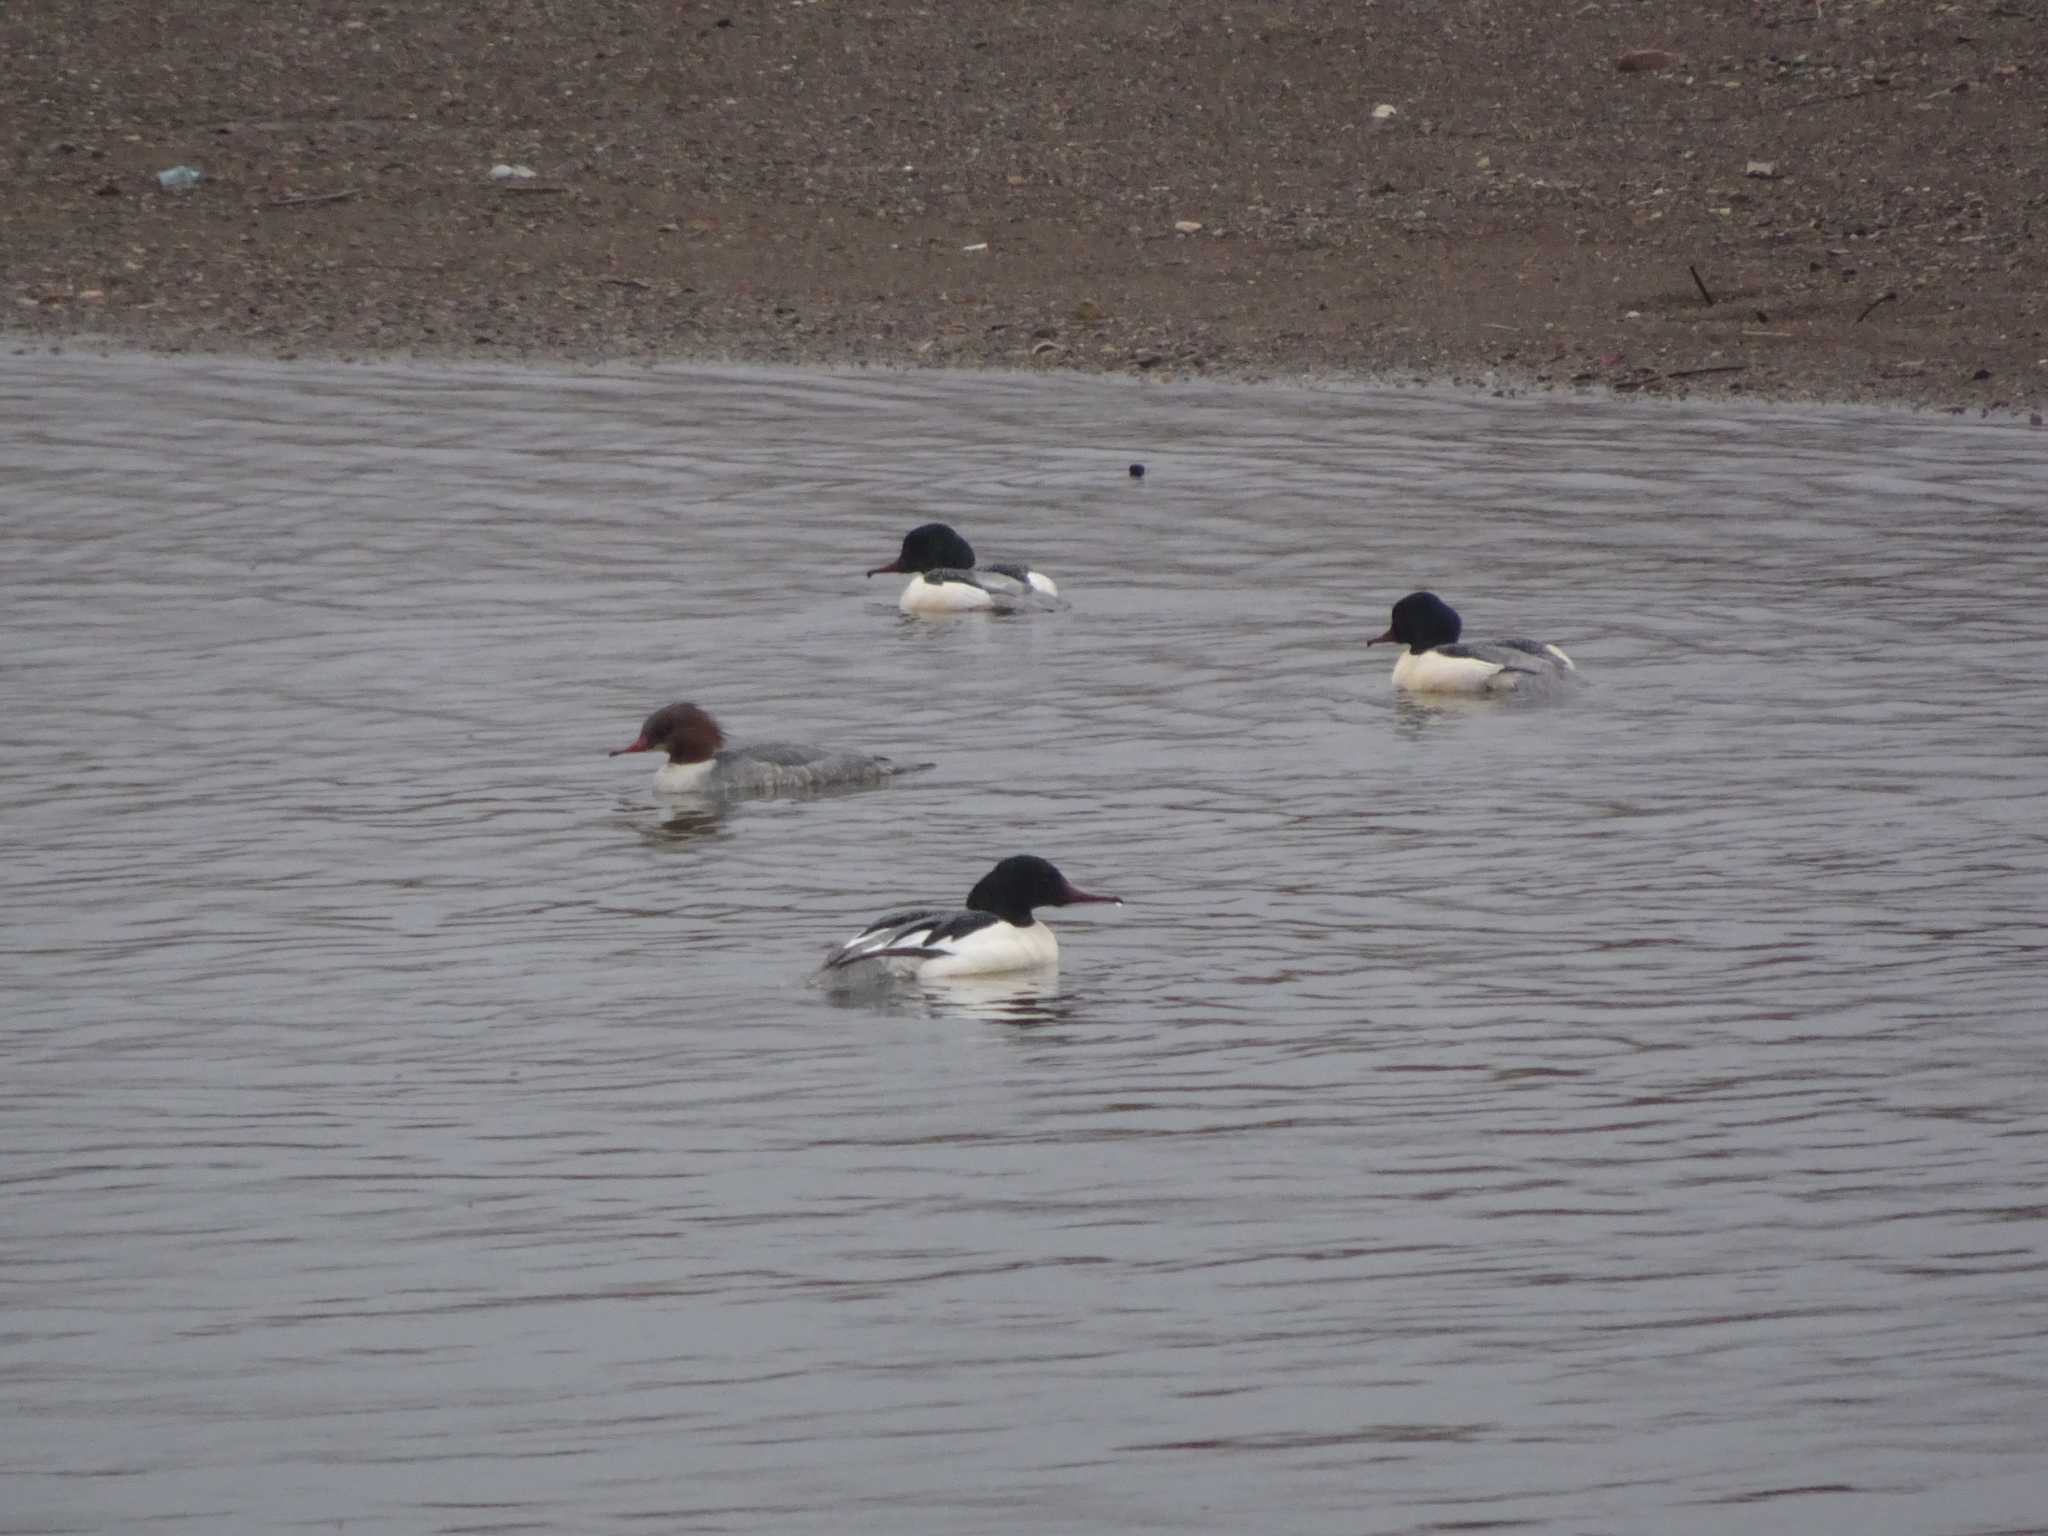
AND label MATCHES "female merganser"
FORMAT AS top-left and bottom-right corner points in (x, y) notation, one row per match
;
(1368, 591), (1577, 694)
(866, 522), (1063, 615)
(819, 855), (1121, 980)
(609, 703), (930, 796)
